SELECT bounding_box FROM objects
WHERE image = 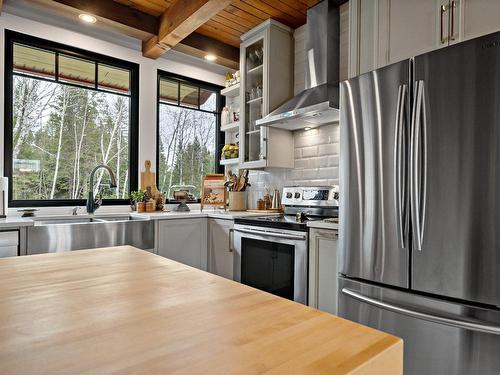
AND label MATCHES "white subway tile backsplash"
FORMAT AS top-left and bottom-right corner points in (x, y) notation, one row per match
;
(328, 155), (339, 166)
(318, 167), (338, 179)
(287, 169), (303, 180)
(318, 143), (339, 156)
(318, 156), (329, 167)
(301, 146), (318, 158)
(248, 123), (340, 195)
(294, 158), (309, 169)
(302, 168), (319, 179)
